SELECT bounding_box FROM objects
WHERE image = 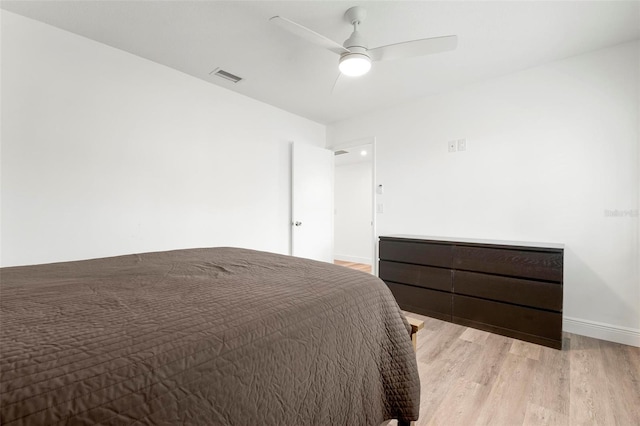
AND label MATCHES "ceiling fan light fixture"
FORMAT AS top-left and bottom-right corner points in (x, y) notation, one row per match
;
(339, 53), (371, 77)
(271, 6), (458, 82)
